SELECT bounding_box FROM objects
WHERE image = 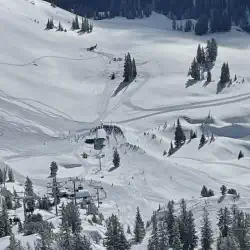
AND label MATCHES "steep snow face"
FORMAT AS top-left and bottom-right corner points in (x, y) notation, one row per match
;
(1, 0), (250, 248)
